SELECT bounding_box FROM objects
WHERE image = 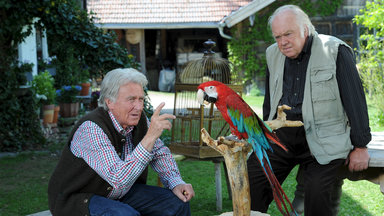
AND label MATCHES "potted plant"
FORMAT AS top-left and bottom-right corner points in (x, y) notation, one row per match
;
(31, 71), (57, 124)
(56, 85), (82, 117)
(79, 69), (91, 96)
